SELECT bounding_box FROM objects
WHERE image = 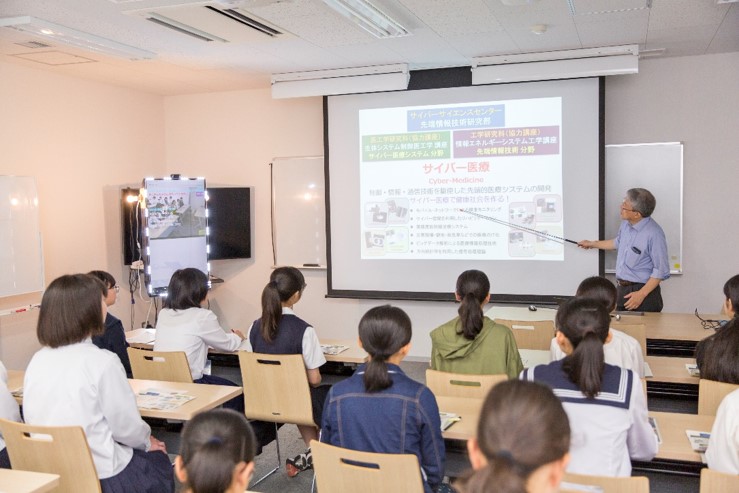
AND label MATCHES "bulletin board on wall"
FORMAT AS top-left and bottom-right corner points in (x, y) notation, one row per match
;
(605, 143), (683, 274)
(0, 176), (45, 298)
(271, 156), (327, 268)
